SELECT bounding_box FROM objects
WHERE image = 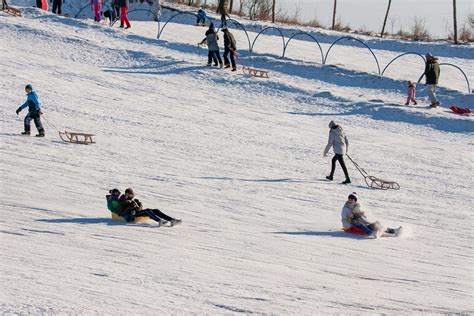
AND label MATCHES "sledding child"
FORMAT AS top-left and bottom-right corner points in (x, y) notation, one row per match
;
(199, 23), (223, 68)
(341, 192), (402, 238)
(196, 7), (207, 25)
(323, 120), (350, 184)
(106, 188), (121, 215)
(405, 80), (417, 105)
(118, 188), (182, 226)
(16, 84), (45, 137)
